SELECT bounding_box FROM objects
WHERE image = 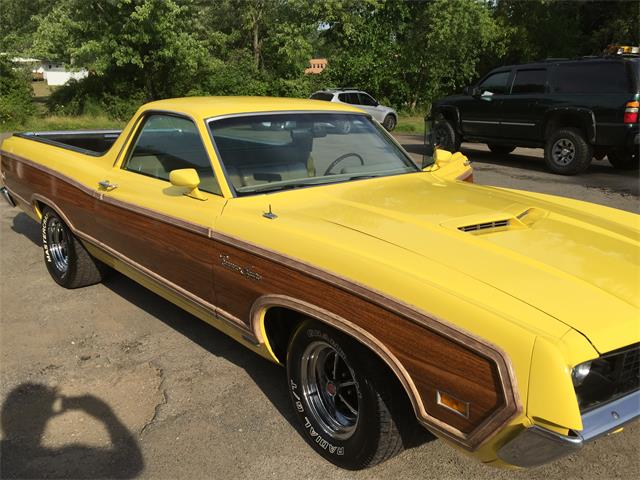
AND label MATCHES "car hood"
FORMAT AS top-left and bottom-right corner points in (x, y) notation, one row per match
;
(265, 173), (640, 354)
